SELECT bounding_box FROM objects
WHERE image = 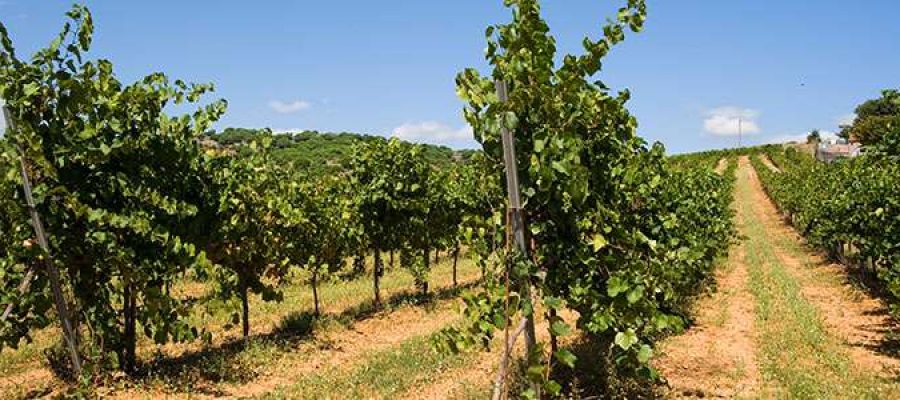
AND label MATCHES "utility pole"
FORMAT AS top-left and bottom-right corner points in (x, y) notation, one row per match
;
(493, 79), (539, 400)
(738, 117), (743, 148)
(2, 106), (83, 375)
